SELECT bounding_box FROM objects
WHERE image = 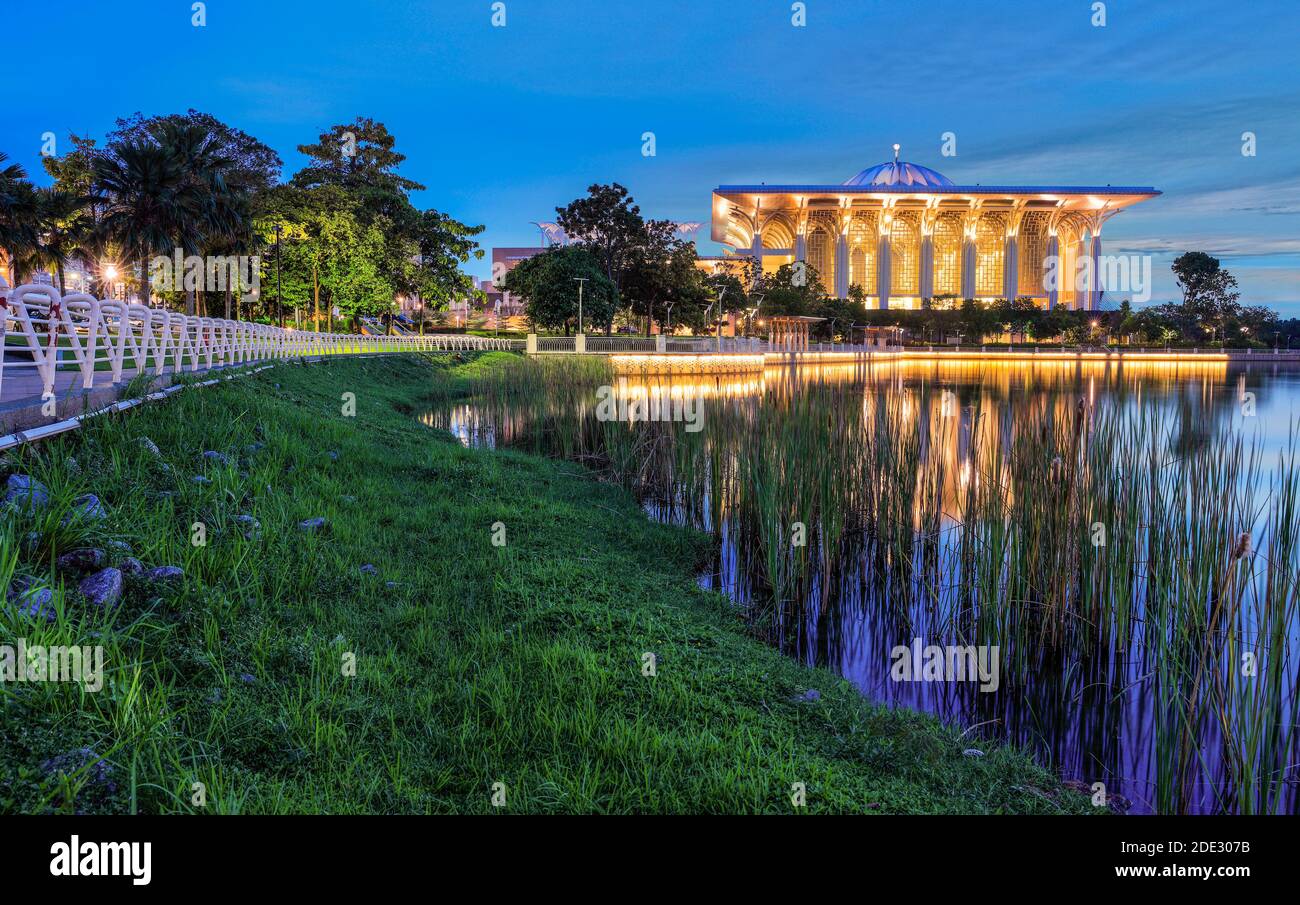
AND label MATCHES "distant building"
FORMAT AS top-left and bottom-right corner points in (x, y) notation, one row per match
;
(709, 145), (1160, 310)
